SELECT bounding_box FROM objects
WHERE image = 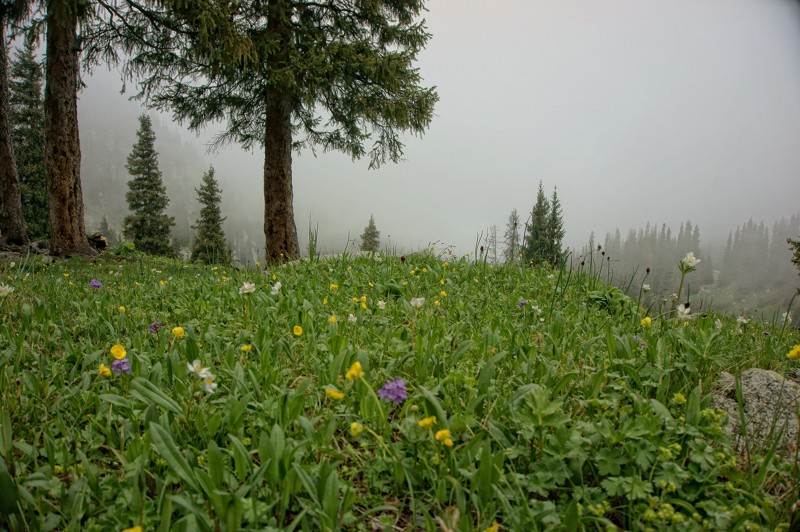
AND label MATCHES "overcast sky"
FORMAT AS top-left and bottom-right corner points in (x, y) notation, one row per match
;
(81, 0), (800, 257)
